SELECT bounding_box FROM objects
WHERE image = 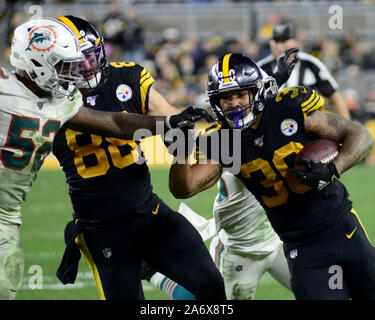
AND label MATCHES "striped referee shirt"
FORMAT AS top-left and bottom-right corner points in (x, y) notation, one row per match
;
(257, 51), (339, 97)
